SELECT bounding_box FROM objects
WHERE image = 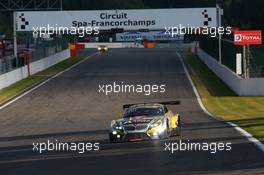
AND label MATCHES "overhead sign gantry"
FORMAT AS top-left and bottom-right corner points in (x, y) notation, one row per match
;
(15, 8), (218, 31)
